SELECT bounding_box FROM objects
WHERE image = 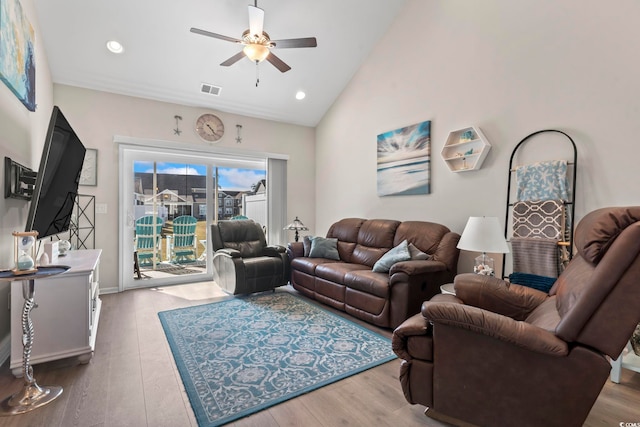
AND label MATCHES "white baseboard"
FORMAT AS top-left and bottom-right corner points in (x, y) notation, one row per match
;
(0, 334), (10, 367)
(99, 286), (119, 294)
